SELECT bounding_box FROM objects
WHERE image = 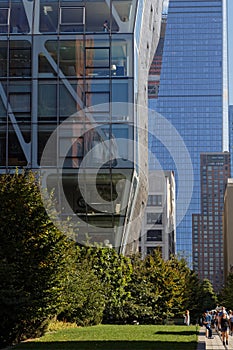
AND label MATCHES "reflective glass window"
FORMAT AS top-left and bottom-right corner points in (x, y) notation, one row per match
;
(147, 212), (162, 225)
(9, 41), (31, 77)
(8, 125), (27, 166)
(0, 124), (6, 166)
(38, 82), (57, 121)
(40, 2), (59, 33)
(0, 41), (7, 77)
(0, 7), (9, 33)
(38, 124), (58, 165)
(10, 1), (30, 34)
(59, 6), (84, 33)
